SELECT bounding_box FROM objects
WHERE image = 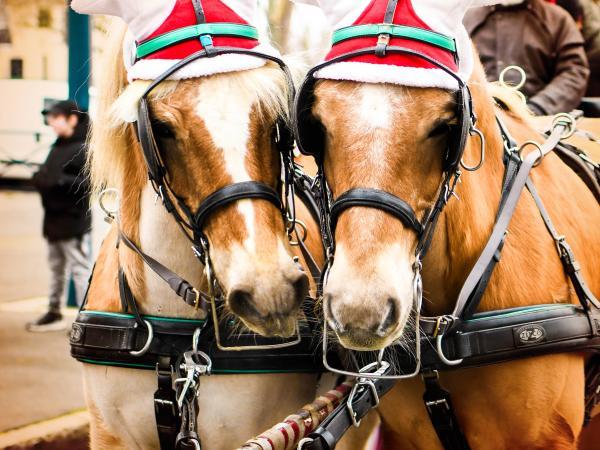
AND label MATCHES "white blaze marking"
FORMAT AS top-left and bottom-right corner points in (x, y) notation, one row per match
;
(195, 85), (256, 251)
(355, 84), (396, 168)
(358, 84), (394, 130)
